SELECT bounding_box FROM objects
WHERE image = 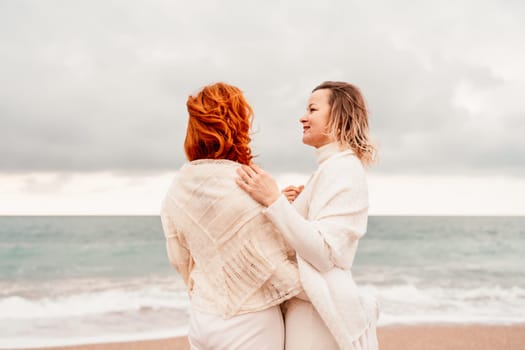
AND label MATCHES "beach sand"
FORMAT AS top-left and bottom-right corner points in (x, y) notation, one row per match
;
(30, 325), (525, 350)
